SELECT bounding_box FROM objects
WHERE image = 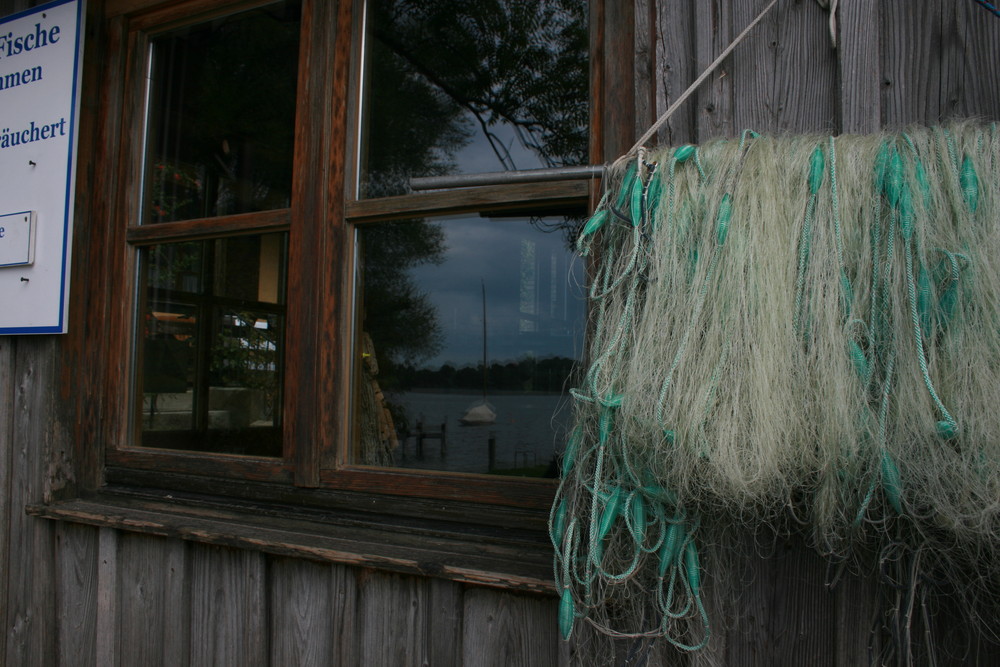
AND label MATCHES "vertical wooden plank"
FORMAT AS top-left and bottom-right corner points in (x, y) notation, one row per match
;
(356, 570), (429, 666)
(117, 532), (159, 666)
(695, 0), (735, 142)
(427, 578), (463, 666)
(4, 339), (60, 667)
(461, 588), (559, 667)
(0, 342), (13, 667)
(766, 543), (836, 665)
(55, 522), (98, 667)
(602, 0), (635, 157)
(269, 557), (333, 666)
(938, 1), (972, 123)
(722, 539), (838, 666)
(721, 542), (770, 666)
(879, 0), (1000, 122)
(116, 533), (190, 667)
(880, 1), (946, 126)
(836, 0), (881, 134)
(773, 0), (837, 133)
(728, 0), (775, 134)
(633, 0), (657, 139)
(834, 572), (878, 667)
(588, 0), (605, 169)
(329, 563), (359, 666)
(162, 537), (189, 667)
(188, 544), (266, 667)
(556, 630), (572, 667)
(959, 0), (1000, 120)
(775, 2), (837, 134)
(653, 0), (696, 145)
(732, 0), (836, 135)
(95, 528), (118, 667)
